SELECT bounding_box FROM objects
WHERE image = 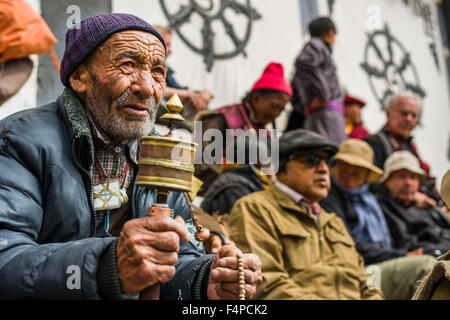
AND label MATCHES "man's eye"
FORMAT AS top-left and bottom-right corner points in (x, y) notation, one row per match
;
(153, 67), (166, 77)
(122, 61), (134, 67)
